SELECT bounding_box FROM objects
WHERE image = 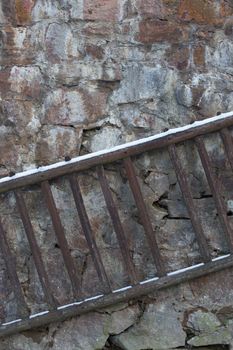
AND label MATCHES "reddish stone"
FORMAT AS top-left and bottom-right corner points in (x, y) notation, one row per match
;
(9, 66), (43, 99)
(15, 0), (35, 25)
(136, 0), (165, 19)
(195, 28), (215, 41)
(0, 25), (34, 66)
(137, 0), (179, 19)
(35, 126), (83, 165)
(2, 100), (36, 133)
(85, 44), (104, 60)
(101, 62), (122, 81)
(83, 22), (115, 37)
(42, 87), (109, 127)
(167, 45), (190, 71)
(136, 20), (189, 44)
(162, 0), (179, 14)
(193, 45), (205, 67)
(178, 0), (221, 25)
(78, 86), (109, 121)
(0, 66), (42, 99)
(220, 0), (233, 17)
(0, 128), (21, 170)
(84, 0), (119, 21)
(191, 86), (205, 107)
(0, 69), (10, 97)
